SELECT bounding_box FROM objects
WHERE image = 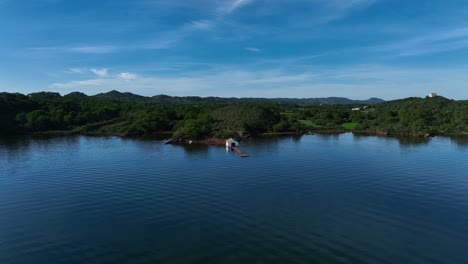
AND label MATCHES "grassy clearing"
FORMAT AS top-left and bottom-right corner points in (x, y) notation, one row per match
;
(299, 120), (324, 128)
(341, 122), (359, 129)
